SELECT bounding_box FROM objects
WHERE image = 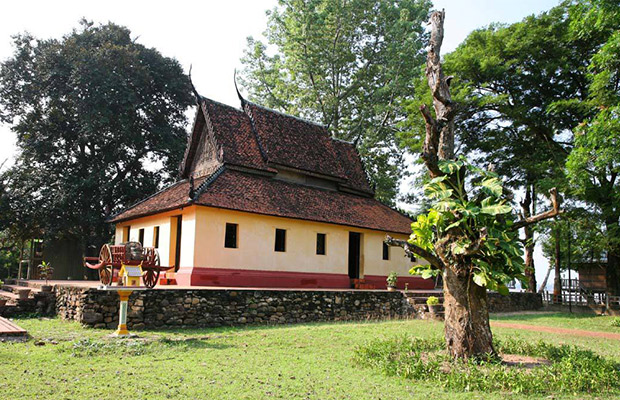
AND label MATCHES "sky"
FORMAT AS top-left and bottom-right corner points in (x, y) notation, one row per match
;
(0, 0), (565, 287)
